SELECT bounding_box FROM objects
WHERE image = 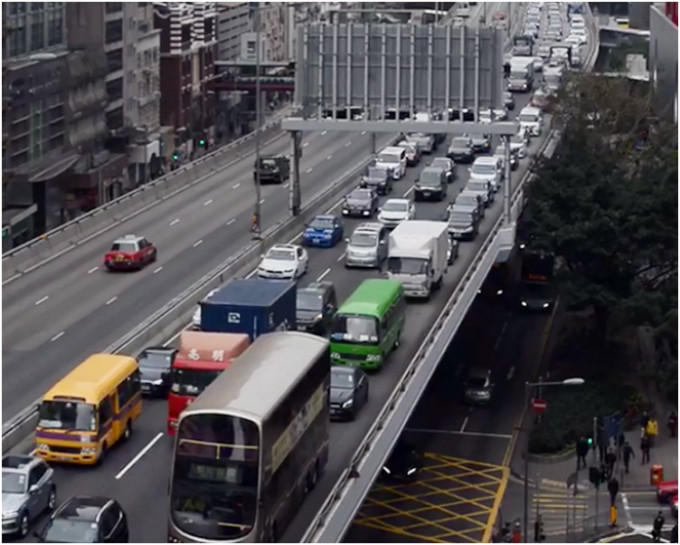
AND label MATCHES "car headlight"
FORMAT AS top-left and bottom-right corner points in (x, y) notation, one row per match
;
(81, 447), (97, 455)
(314, 314), (323, 322)
(365, 354), (381, 362)
(331, 352), (341, 360)
(3, 510), (19, 519)
(543, 302), (550, 308)
(497, 289), (504, 296)
(36, 443), (49, 452)
(407, 467), (417, 476)
(342, 399), (354, 409)
(521, 301), (528, 307)
(152, 379), (164, 386)
(464, 226), (473, 232)
(382, 466), (391, 475)
(342, 209), (349, 214)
